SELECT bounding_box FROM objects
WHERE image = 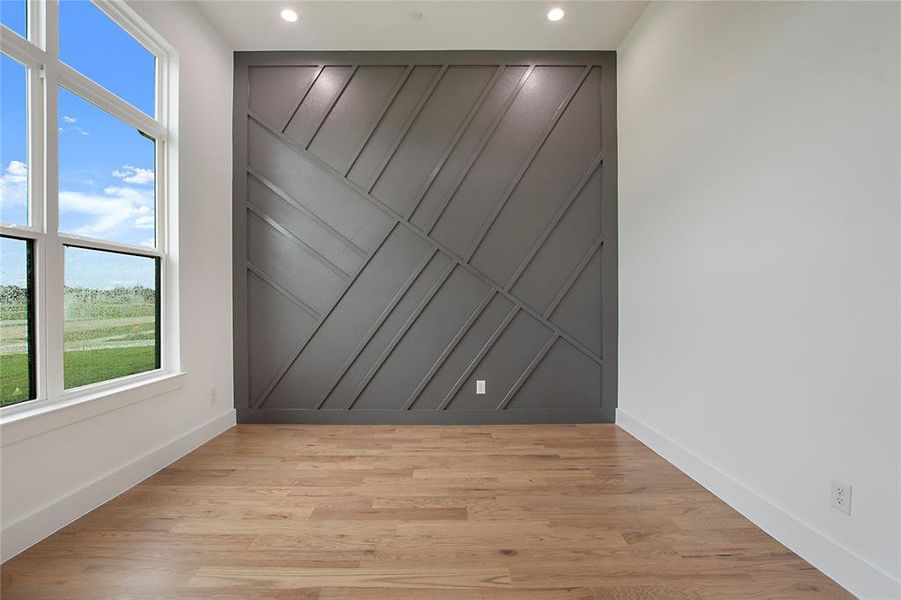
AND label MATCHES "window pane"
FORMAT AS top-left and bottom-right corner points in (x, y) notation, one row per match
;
(0, 54), (28, 226)
(64, 246), (159, 389)
(0, 0), (27, 38)
(1, 235), (35, 406)
(59, 87), (156, 247)
(60, 0), (155, 116)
